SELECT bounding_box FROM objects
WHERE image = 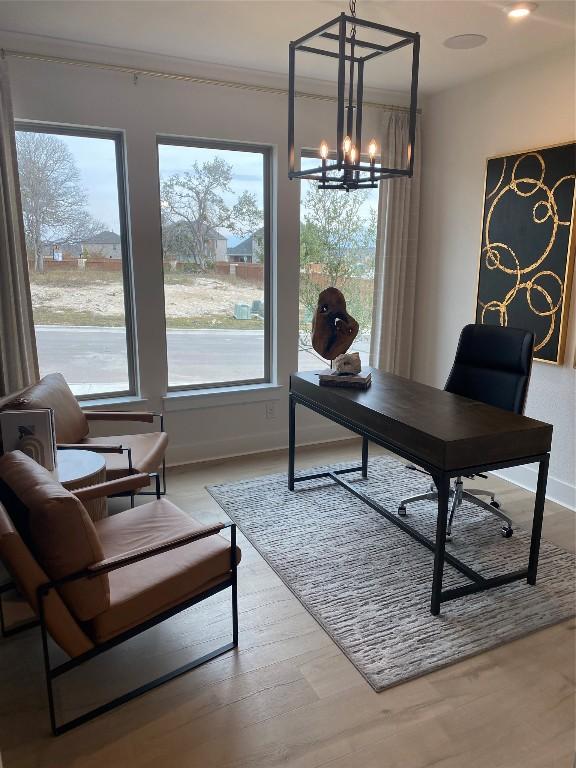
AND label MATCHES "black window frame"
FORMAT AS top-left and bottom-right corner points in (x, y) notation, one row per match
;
(15, 121), (137, 401)
(157, 136), (273, 392)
